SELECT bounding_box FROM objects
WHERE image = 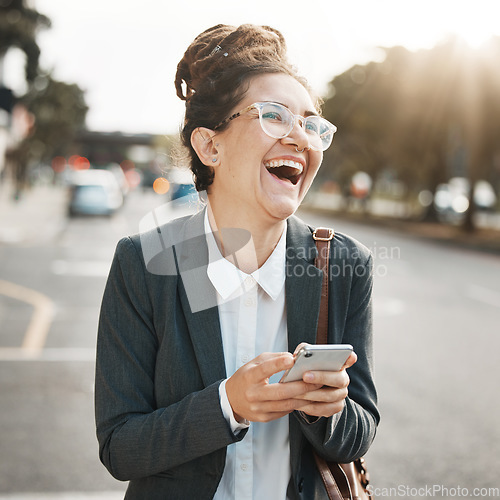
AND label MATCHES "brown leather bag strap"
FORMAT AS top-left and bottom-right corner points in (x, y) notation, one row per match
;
(312, 226), (373, 500)
(313, 227), (334, 345)
(314, 453), (351, 500)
